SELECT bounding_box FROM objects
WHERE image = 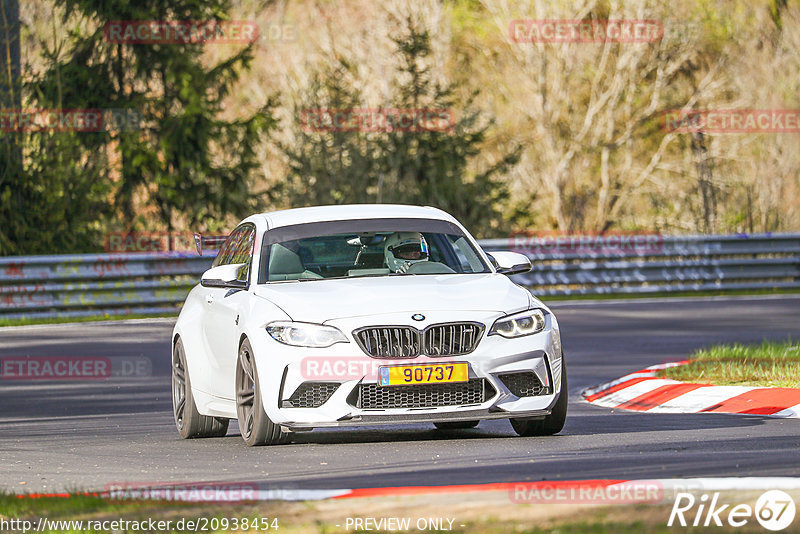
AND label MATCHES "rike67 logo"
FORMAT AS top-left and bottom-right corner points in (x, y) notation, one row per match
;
(668, 490), (796, 531)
